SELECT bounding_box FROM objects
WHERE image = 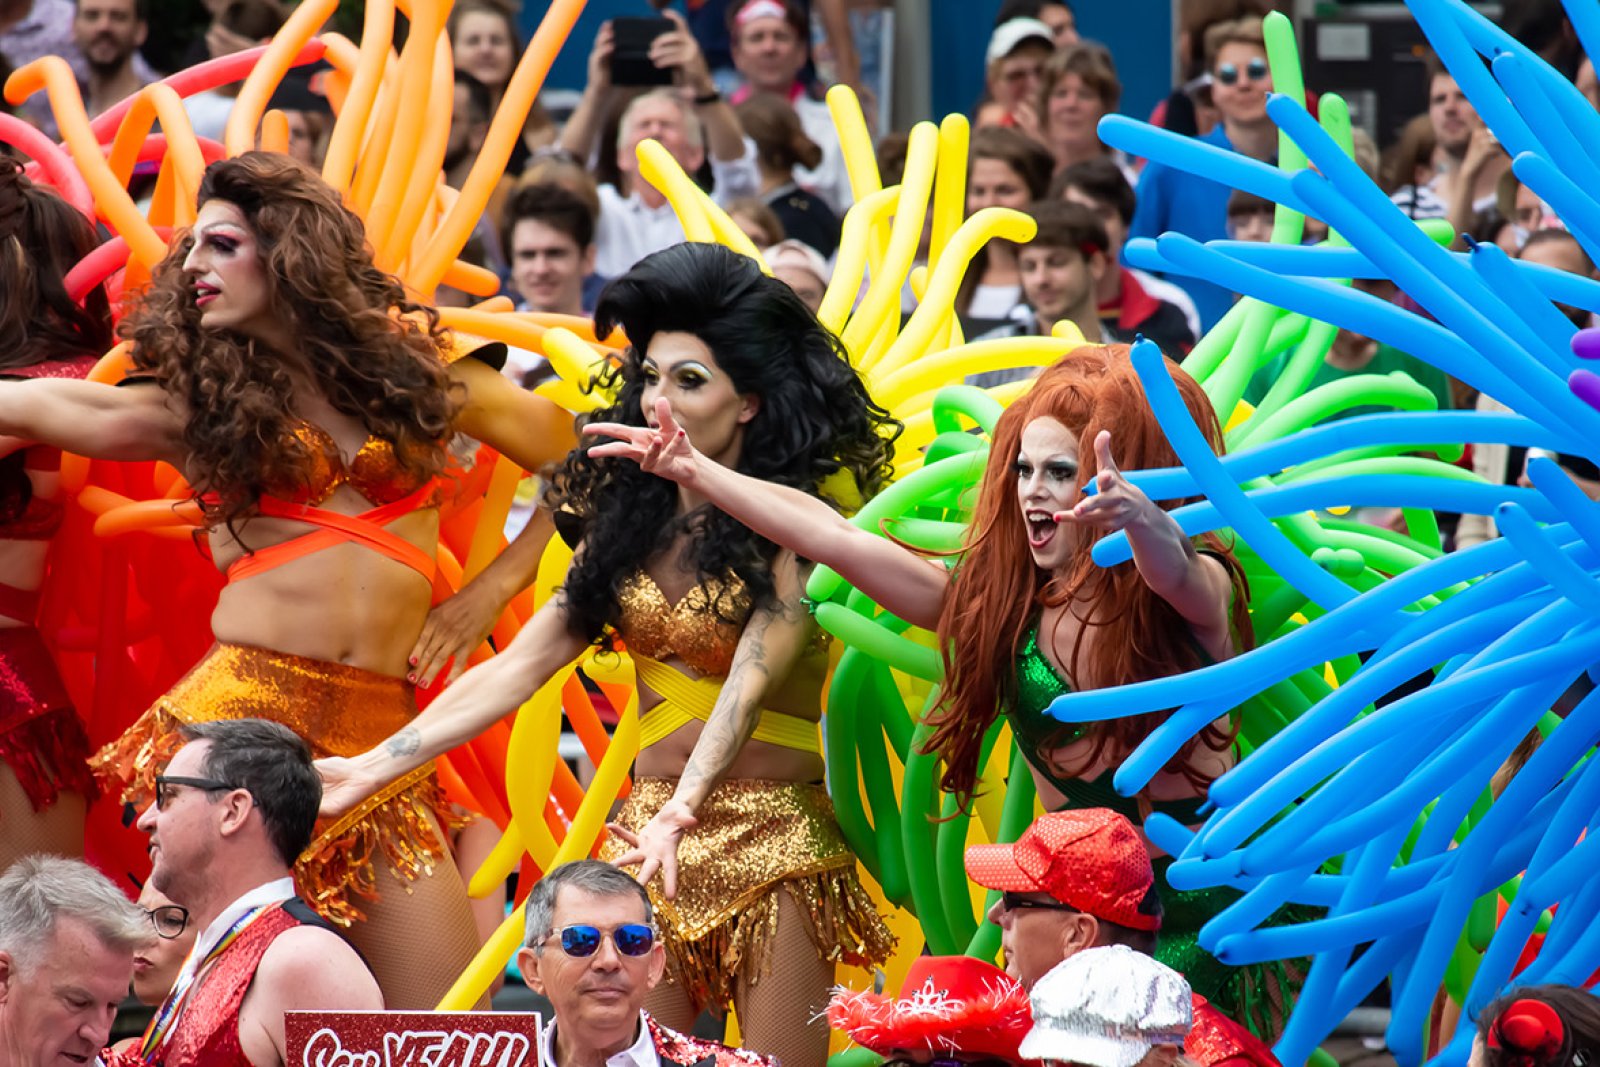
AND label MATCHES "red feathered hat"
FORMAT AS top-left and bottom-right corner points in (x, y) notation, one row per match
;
(827, 956), (1034, 1062)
